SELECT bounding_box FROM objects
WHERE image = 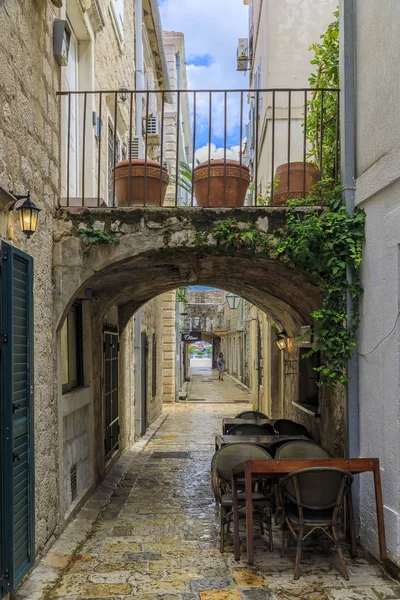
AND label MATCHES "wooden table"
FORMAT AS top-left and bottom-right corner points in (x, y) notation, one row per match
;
(222, 418), (272, 435)
(232, 457), (386, 565)
(215, 434), (307, 451)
